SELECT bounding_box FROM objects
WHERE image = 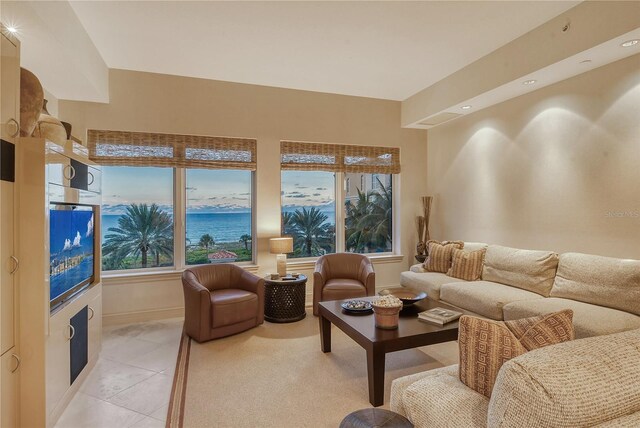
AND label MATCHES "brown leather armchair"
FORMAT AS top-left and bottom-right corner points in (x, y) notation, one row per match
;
(182, 264), (264, 342)
(313, 253), (375, 316)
